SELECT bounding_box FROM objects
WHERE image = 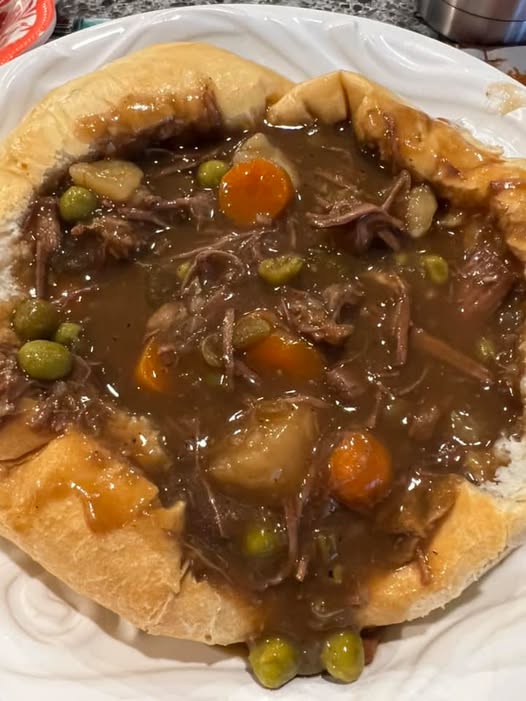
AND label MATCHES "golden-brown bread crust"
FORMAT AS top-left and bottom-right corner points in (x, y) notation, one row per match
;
(0, 430), (260, 644)
(0, 42), (292, 299)
(0, 48), (525, 645)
